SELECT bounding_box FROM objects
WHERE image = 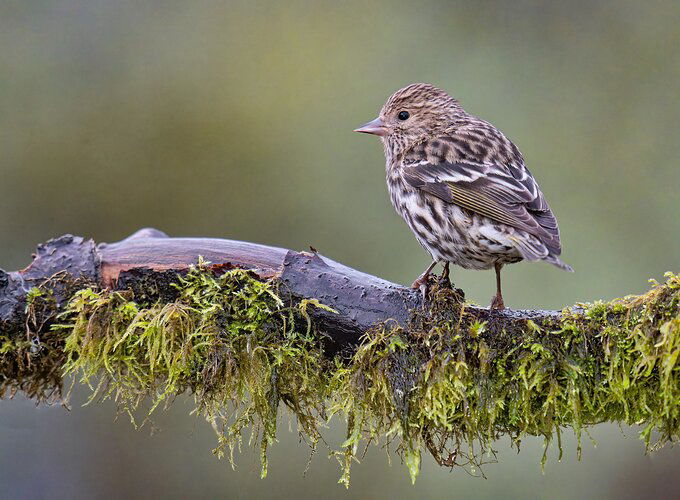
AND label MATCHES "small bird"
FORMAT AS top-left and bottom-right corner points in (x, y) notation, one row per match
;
(354, 83), (572, 309)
